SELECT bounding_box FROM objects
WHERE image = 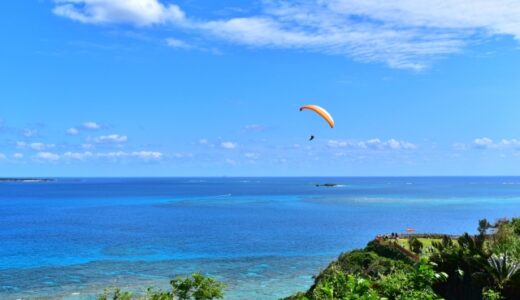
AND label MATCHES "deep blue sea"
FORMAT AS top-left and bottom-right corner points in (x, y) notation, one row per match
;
(2, 177), (520, 299)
